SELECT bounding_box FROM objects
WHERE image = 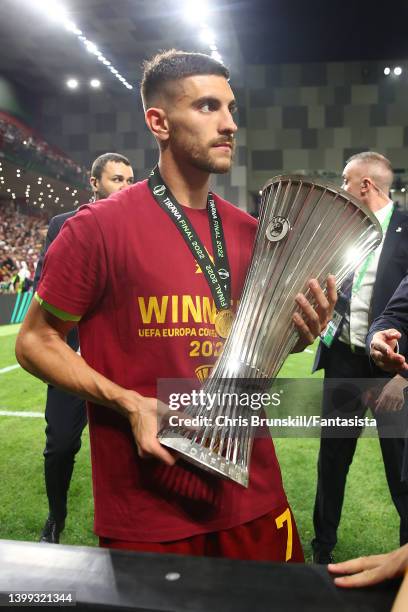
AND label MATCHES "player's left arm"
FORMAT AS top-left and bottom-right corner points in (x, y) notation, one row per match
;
(291, 275), (337, 353)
